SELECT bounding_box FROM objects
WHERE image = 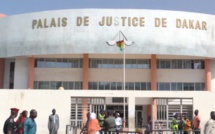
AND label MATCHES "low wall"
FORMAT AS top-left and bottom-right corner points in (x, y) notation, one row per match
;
(0, 90), (214, 133)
